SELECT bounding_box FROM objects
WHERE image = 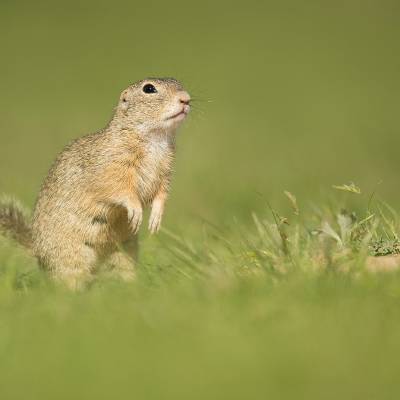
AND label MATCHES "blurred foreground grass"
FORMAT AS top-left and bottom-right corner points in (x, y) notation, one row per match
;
(1, 192), (400, 399)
